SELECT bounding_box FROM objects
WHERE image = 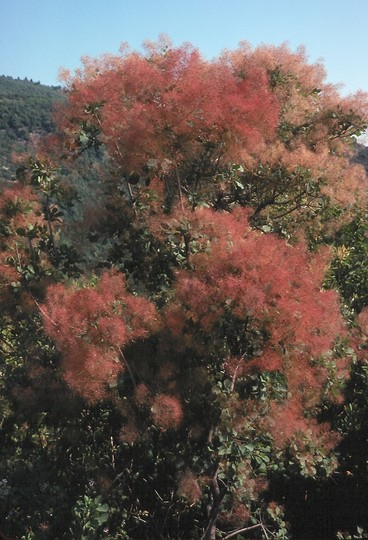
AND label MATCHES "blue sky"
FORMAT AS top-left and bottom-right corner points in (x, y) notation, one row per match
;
(1, 0), (368, 95)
